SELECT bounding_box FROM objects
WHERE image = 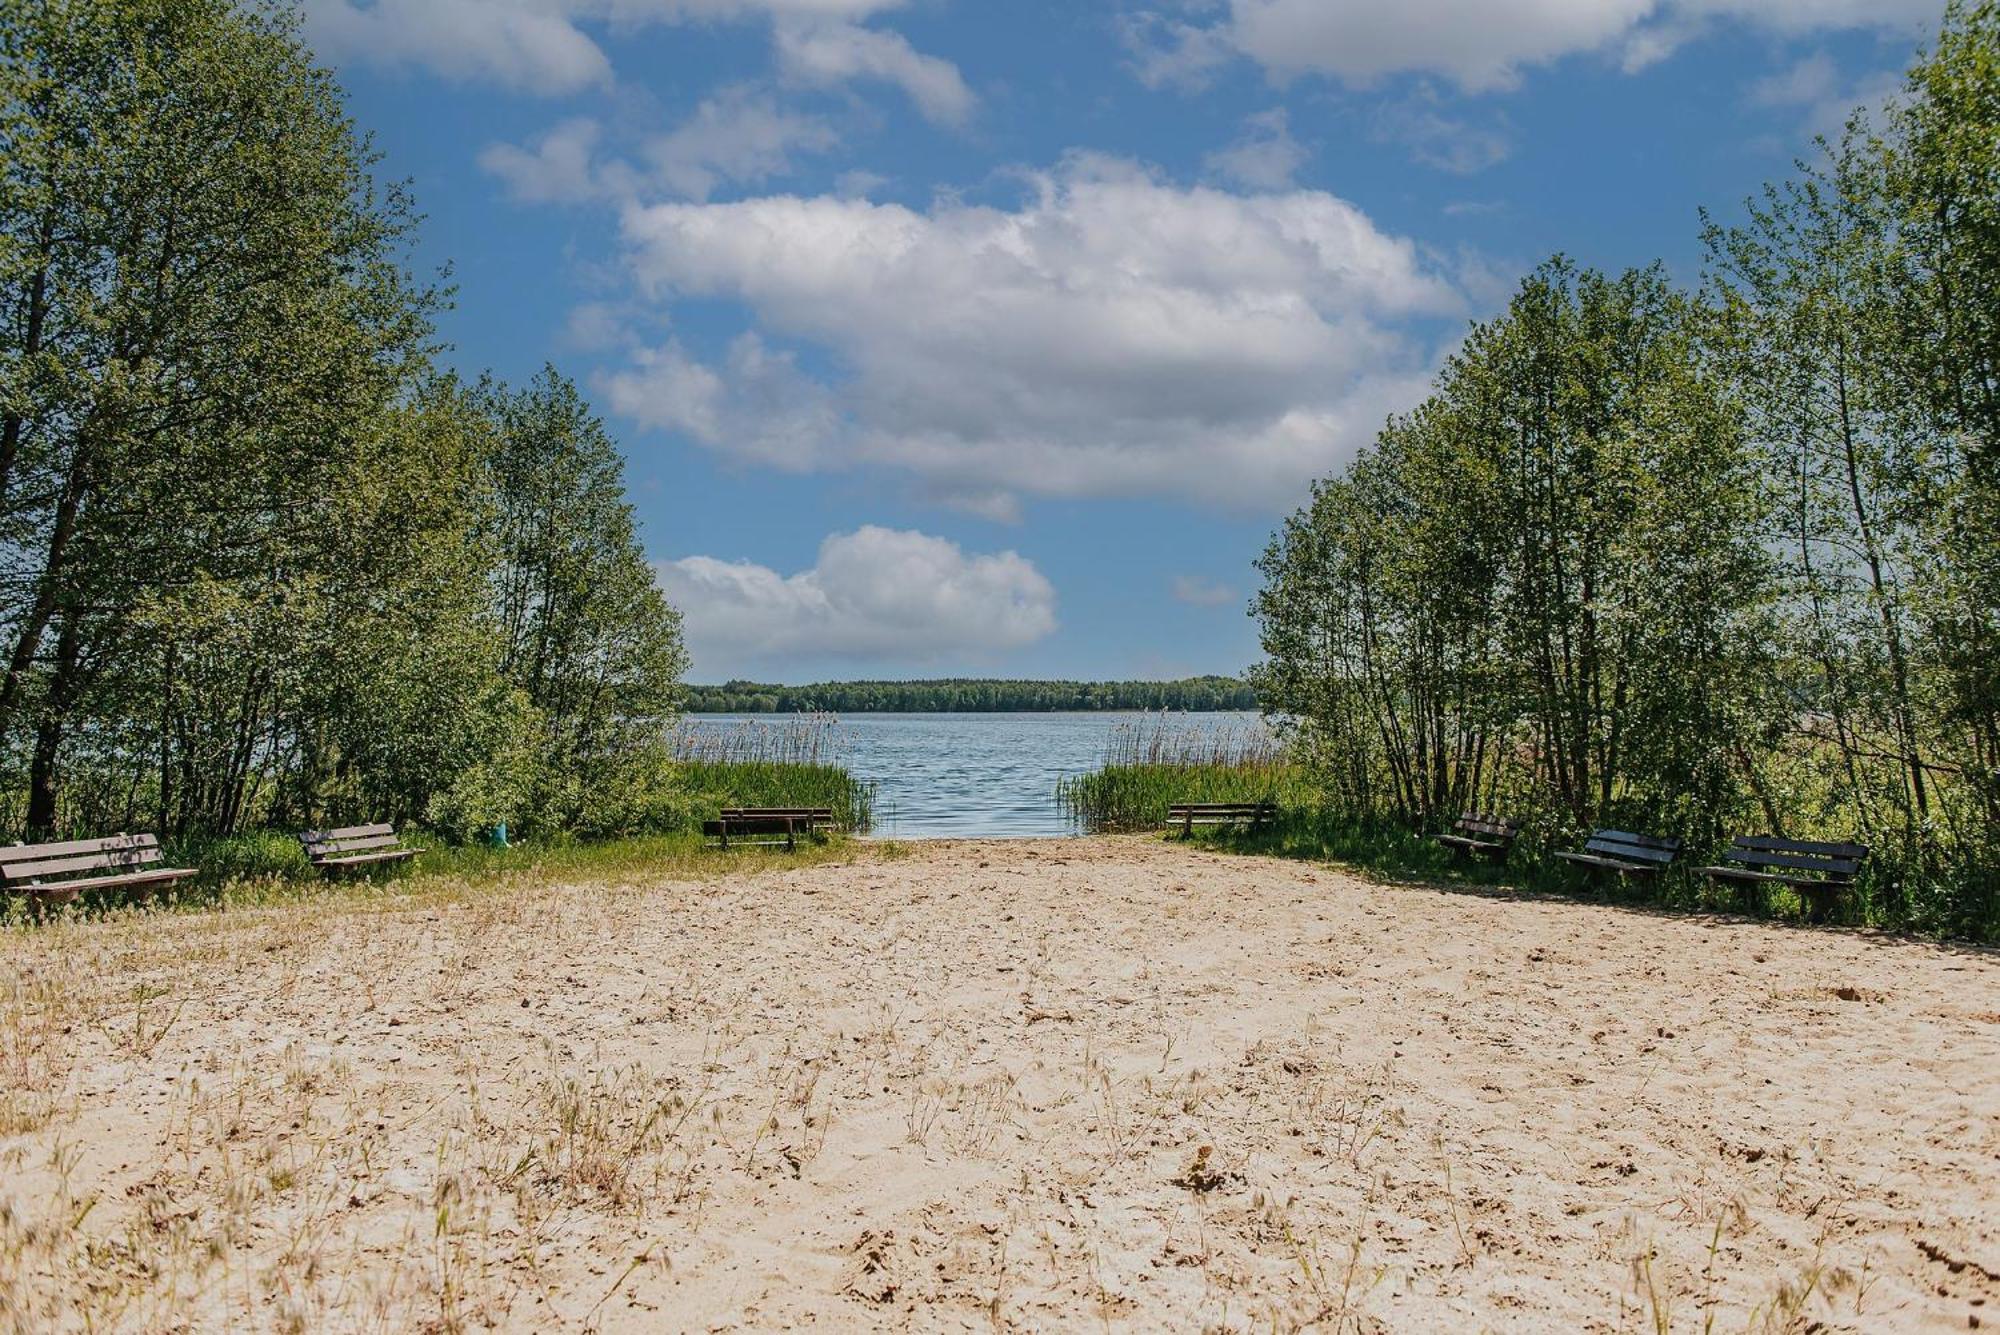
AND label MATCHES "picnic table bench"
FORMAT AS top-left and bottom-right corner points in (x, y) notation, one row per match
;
(1436, 811), (1520, 861)
(0, 833), (195, 907)
(1553, 828), (1681, 883)
(1165, 802), (1275, 838)
(299, 822), (419, 873)
(704, 808), (836, 851)
(1701, 835), (1868, 922)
